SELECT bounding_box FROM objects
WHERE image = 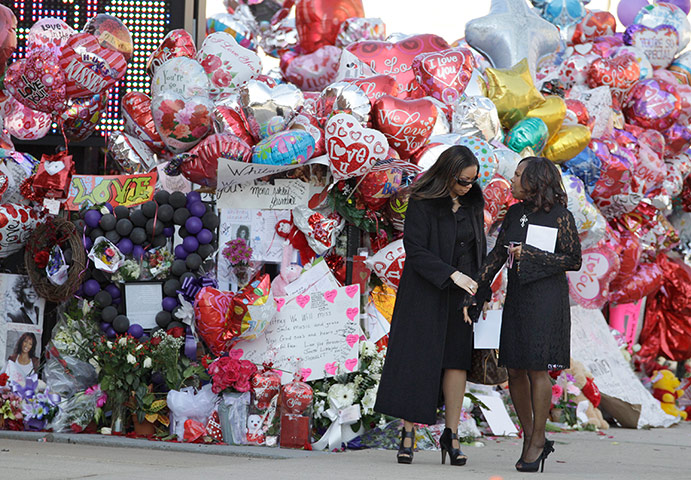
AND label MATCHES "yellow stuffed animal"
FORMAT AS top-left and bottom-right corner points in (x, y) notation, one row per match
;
(565, 360), (609, 430)
(651, 370), (688, 420)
